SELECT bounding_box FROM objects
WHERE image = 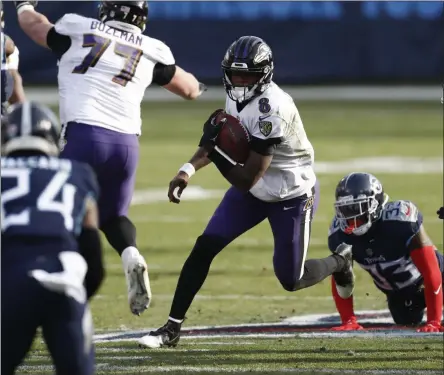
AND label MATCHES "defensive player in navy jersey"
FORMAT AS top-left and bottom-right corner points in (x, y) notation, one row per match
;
(328, 172), (443, 333)
(1, 102), (105, 374)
